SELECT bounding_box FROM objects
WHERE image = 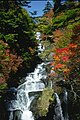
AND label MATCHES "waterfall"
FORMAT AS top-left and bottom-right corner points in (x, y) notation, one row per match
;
(16, 63), (47, 120)
(54, 93), (64, 120)
(4, 32), (47, 120)
(36, 32), (45, 55)
(54, 90), (69, 120)
(63, 89), (69, 120)
(12, 62), (46, 120)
